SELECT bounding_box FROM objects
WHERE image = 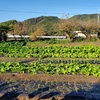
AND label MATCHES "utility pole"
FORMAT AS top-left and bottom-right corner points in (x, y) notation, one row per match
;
(97, 13), (100, 39)
(61, 13), (69, 20)
(97, 13), (99, 26)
